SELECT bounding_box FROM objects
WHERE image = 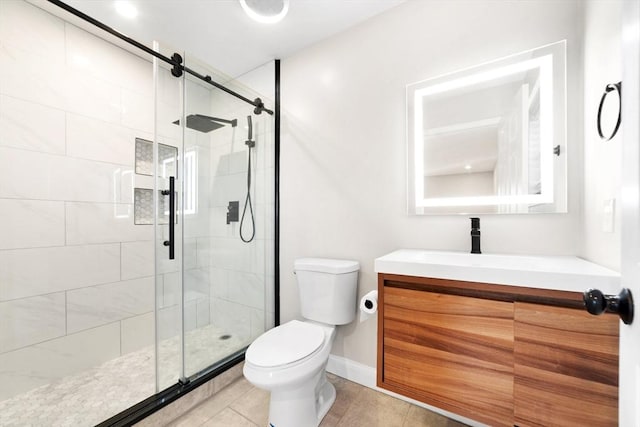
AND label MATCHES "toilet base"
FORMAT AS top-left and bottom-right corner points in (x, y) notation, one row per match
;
(267, 371), (336, 427)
